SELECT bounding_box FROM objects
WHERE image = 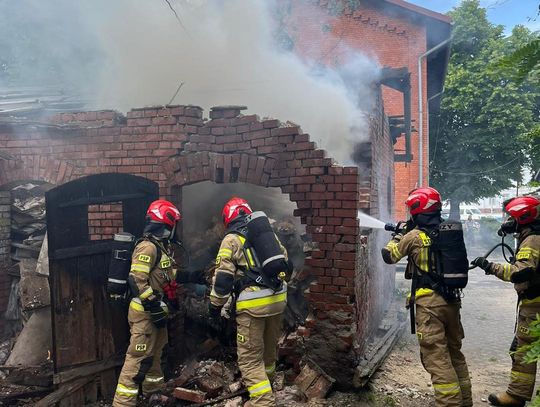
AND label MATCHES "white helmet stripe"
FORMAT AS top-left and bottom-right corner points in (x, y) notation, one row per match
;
(151, 208), (164, 219)
(509, 204), (528, 212)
